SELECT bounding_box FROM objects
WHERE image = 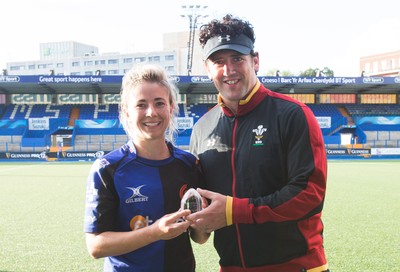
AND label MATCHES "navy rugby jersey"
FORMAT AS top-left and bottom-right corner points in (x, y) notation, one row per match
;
(84, 141), (204, 272)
